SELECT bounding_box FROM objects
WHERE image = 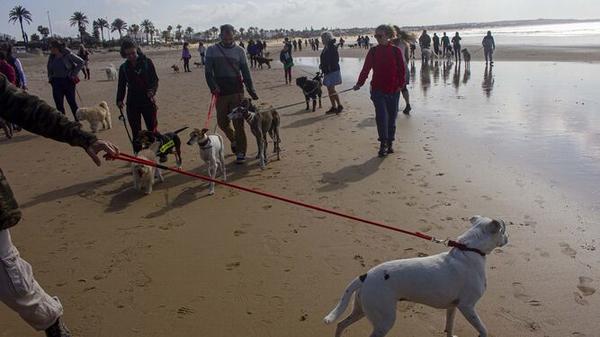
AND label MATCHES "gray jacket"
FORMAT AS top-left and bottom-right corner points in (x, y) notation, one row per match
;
(47, 48), (84, 81)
